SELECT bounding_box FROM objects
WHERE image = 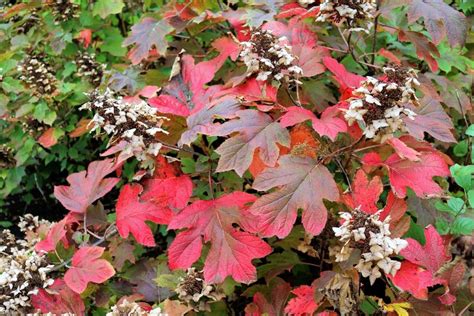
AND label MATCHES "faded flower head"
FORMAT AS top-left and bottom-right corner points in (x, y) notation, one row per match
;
(344, 66), (420, 141)
(240, 29), (303, 83)
(18, 53), (57, 96)
(316, 0), (377, 33)
(0, 144), (15, 168)
(0, 217), (54, 313)
(176, 268), (224, 311)
(331, 209), (408, 284)
(107, 299), (165, 316)
(48, 0), (80, 24)
(75, 52), (105, 86)
(80, 89), (169, 163)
